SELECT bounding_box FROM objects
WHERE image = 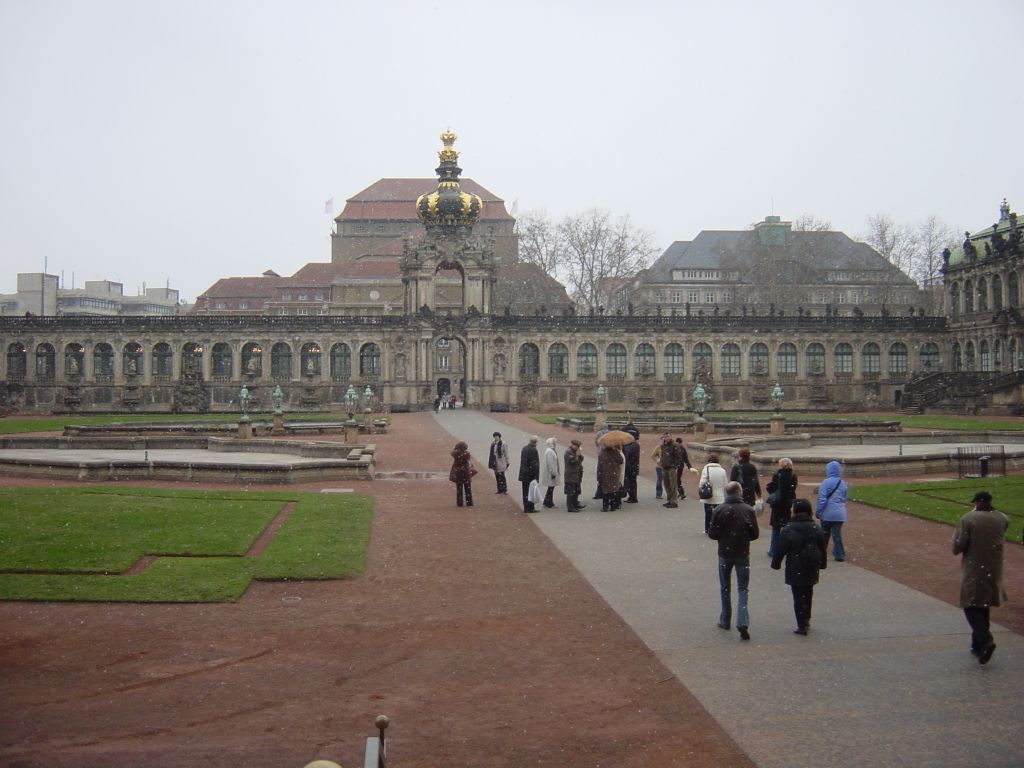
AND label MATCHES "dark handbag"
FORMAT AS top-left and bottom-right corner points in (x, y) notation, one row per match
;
(766, 492), (778, 507)
(698, 477), (713, 500)
(469, 464), (478, 477)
